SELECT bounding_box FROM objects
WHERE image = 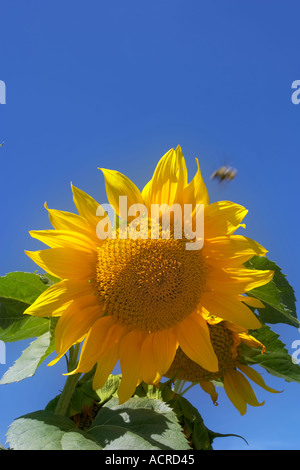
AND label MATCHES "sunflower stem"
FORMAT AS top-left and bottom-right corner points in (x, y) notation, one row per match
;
(173, 379), (186, 394)
(54, 344), (81, 416)
(54, 373), (81, 416)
